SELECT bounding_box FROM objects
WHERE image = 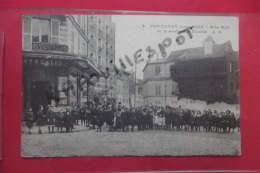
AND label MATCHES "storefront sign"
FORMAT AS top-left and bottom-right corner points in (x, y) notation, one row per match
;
(32, 43), (68, 52)
(23, 58), (65, 67)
